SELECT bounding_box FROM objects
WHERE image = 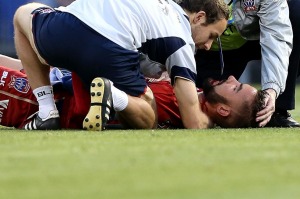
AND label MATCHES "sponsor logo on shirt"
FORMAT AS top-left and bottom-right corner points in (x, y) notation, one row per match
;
(0, 71), (8, 86)
(0, 100), (9, 124)
(8, 75), (30, 94)
(36, 7), (55, 14)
